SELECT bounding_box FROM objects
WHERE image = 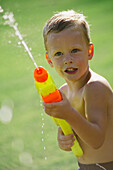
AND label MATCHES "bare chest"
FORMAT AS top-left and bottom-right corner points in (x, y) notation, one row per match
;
(67, 90), (85, 116)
